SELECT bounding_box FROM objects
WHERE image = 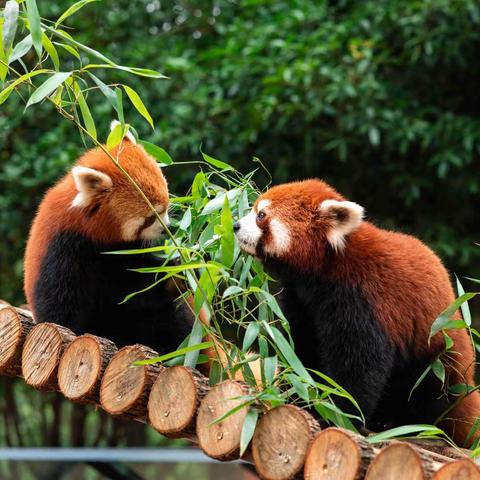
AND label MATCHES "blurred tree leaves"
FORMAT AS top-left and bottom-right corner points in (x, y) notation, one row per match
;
(1, 0), (480, 303)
